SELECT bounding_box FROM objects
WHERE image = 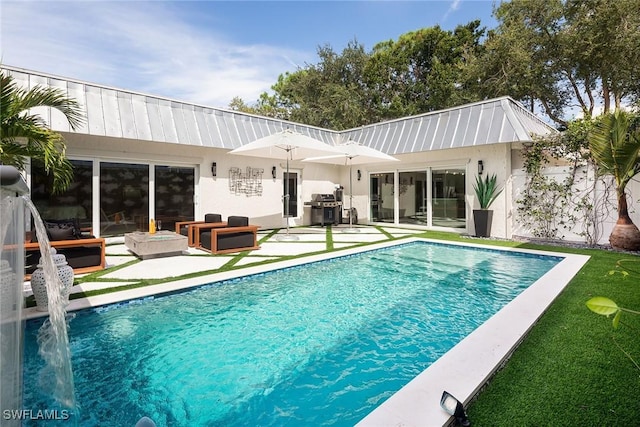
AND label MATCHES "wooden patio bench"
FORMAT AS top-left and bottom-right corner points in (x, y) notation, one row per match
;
(24, 237), (106, 279)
